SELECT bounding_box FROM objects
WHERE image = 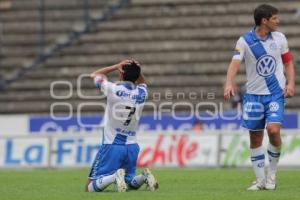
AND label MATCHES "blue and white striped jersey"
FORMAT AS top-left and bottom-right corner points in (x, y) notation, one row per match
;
(94, 75), (147, 145)
(233, 28), (289, 95)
